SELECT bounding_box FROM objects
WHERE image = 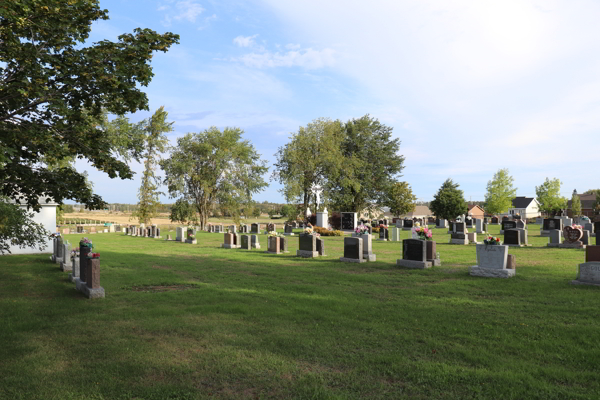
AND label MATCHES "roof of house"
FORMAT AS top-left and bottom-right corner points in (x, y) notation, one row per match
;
(467, 204), (485, 212)
(568, 194), (596, 209)
(511, 197), (536, 209)
(397, 205), (432, 217)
